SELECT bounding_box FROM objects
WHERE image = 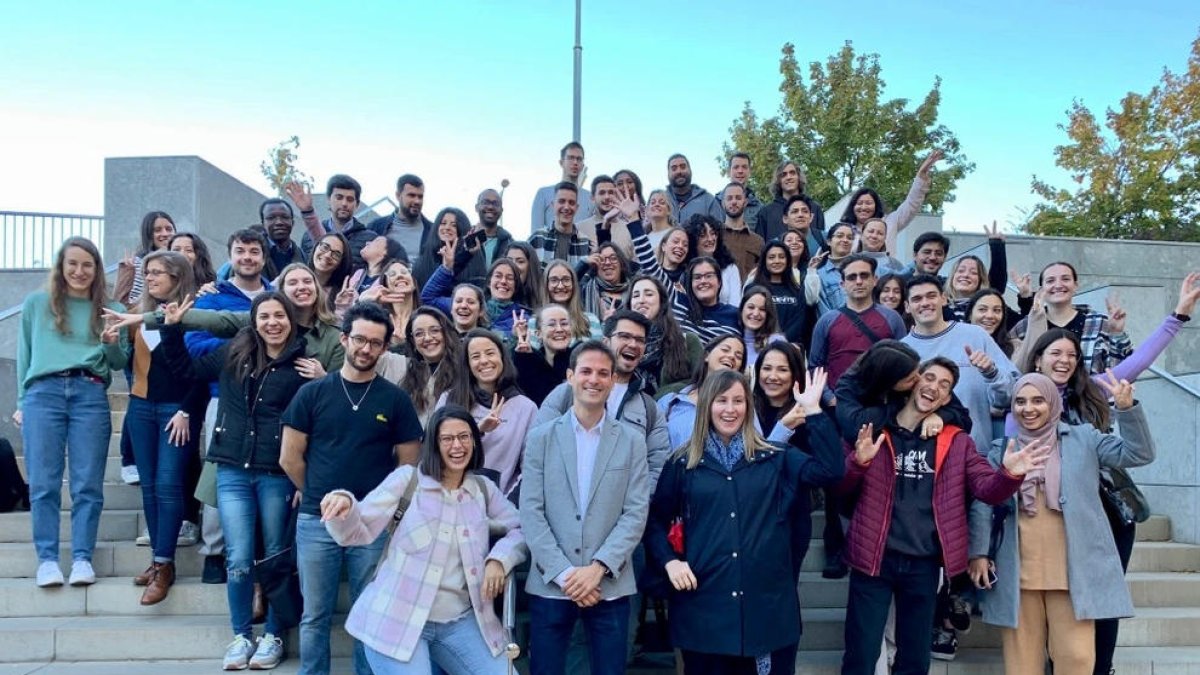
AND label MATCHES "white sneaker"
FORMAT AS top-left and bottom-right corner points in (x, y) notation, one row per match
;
(120, 465), (141, 486)
(177, 521), (199, 547)
(249, 633), (284, 669)
(36, 561), (64, 588)
(136, 528), (151, 546)
(222, 634), (256, 671)
(68, 560), (96, 586)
